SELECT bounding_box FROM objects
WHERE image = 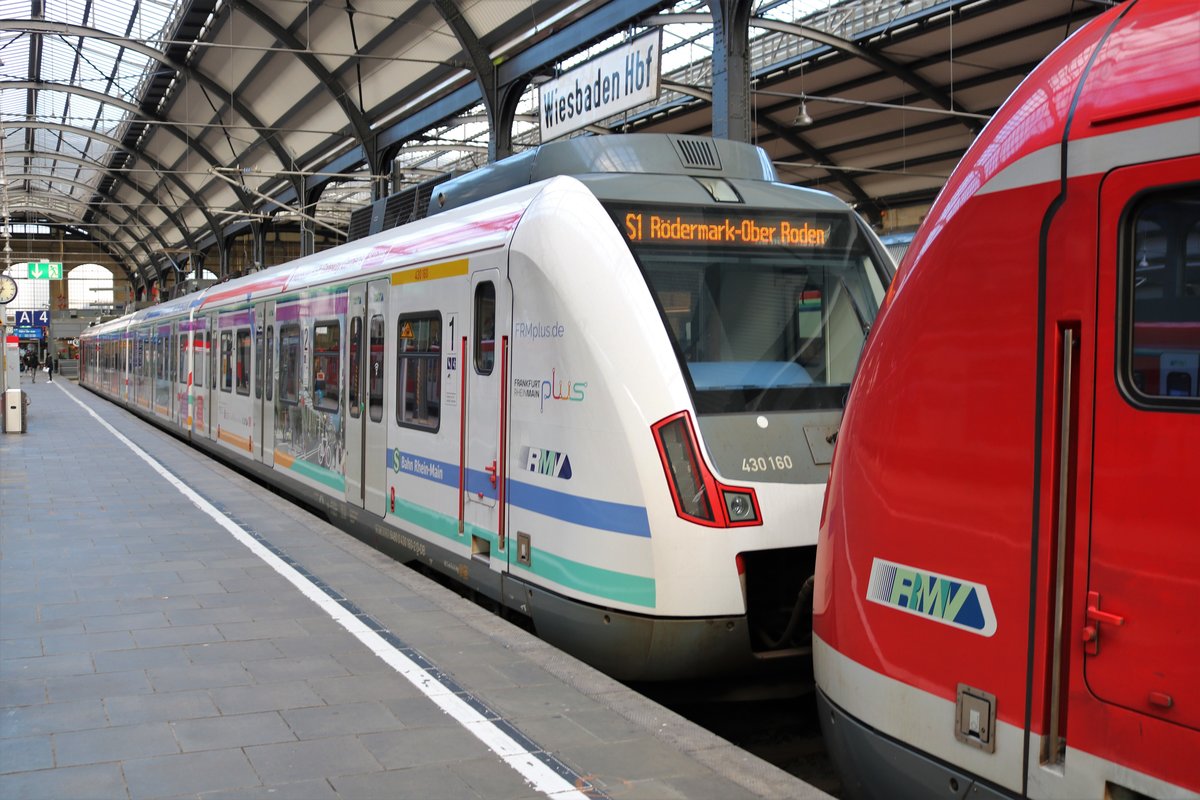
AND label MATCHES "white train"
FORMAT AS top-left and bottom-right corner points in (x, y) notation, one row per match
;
(80, 134), (891, 681)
